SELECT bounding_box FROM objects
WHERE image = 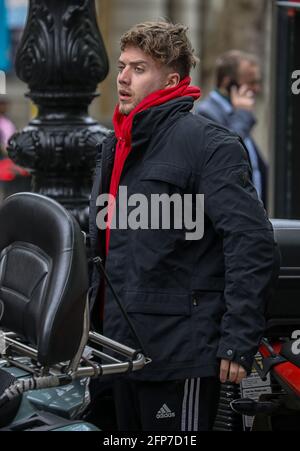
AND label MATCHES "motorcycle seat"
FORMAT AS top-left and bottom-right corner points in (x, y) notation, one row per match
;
(0, 193), (89, 366)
